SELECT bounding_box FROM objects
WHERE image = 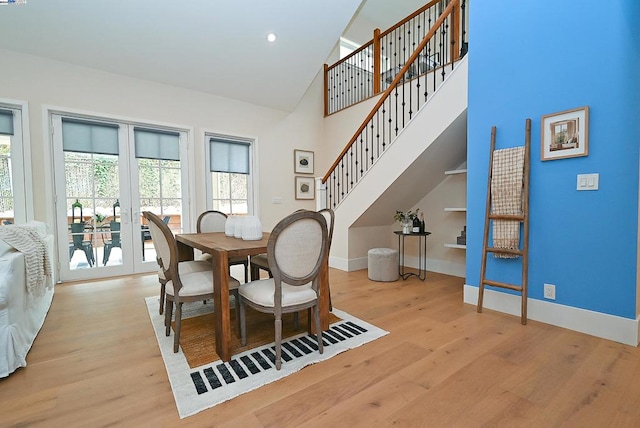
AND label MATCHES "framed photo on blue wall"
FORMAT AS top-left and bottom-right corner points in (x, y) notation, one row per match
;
(541, 106), (589, 161)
